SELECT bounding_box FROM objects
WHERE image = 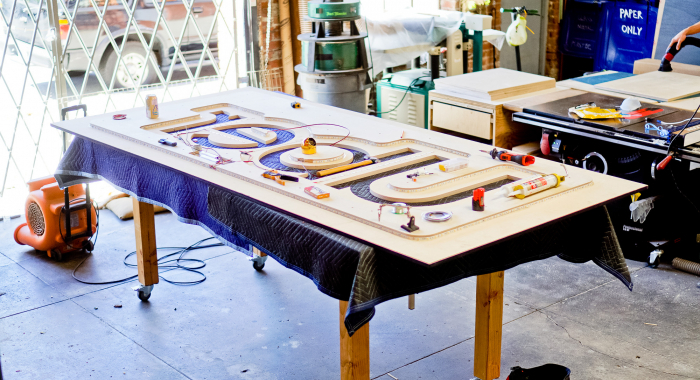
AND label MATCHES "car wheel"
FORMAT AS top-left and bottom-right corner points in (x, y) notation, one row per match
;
(101, 41), (158, 89)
